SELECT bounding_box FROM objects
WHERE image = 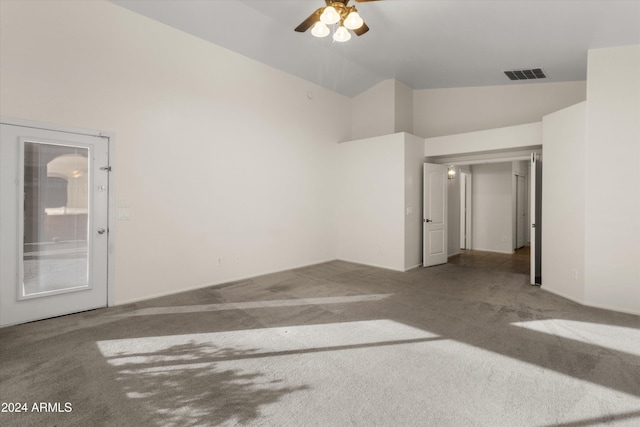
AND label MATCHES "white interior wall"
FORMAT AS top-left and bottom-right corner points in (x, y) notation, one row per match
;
(350, 80), (396, 141)
(413, 81), (587, 138)
(350, 79), (415, 141)
(584, 45), (640, 314)
(471, 163), (513, 254)
(542, 102), (587, 304)
(336, 134), (405, 271)
(395, 81), (415, 135)
(404, 134), (425, 269)
(0, 0), (351, 304)
(336, 132), (424, 272)
(424, 122), (542, 158)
